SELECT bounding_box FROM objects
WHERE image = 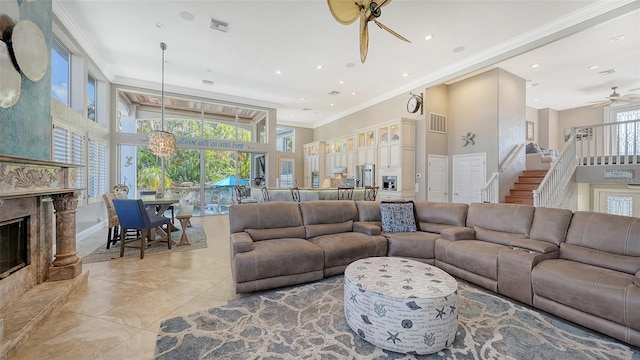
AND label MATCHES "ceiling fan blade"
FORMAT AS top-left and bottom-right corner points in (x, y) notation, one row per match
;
(360, 12), (369, 63)
(327, 0), (361, 25)
(373, 19), (410, 42)
(376, 0), (392, 8)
